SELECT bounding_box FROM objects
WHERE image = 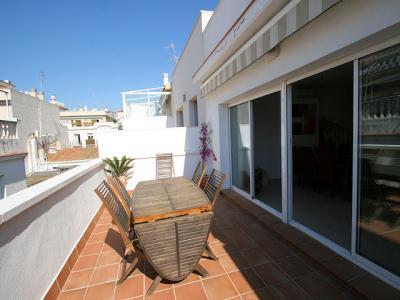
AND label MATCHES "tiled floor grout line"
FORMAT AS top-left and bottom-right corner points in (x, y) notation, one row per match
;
(215, 255), (242, 299)
(198, 275), (210, 300)
(82, 239), (106, 299)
